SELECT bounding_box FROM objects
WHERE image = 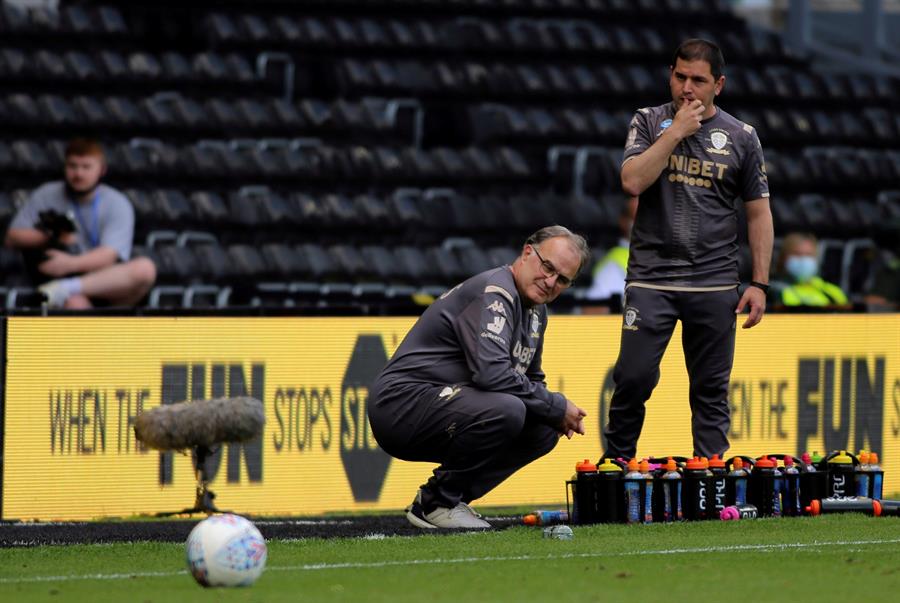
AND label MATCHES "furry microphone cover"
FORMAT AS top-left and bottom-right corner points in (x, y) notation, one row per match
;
(134, 396), (265, 451)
